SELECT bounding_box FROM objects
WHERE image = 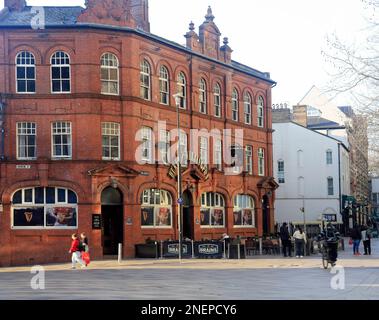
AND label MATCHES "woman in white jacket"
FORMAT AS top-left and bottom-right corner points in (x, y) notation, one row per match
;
(293, 227), (307, 258)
